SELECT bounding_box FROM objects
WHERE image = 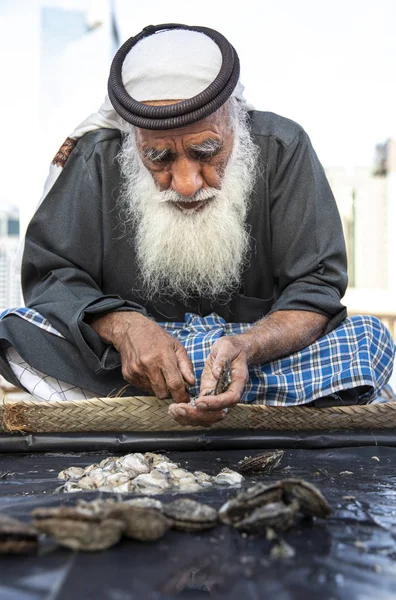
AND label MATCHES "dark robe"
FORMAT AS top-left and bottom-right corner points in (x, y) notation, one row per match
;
(0, 111), (348, 395)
